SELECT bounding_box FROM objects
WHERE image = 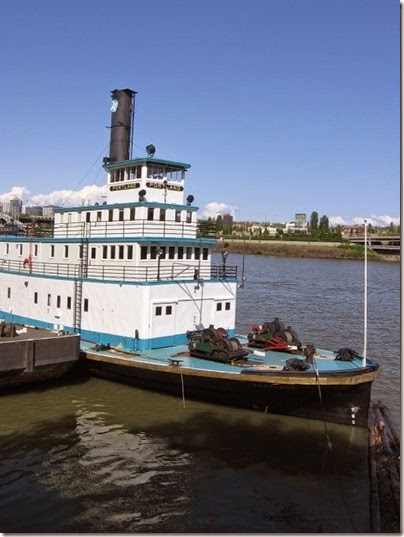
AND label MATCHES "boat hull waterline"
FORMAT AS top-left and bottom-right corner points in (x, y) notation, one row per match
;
(82, 341), (380, 427)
